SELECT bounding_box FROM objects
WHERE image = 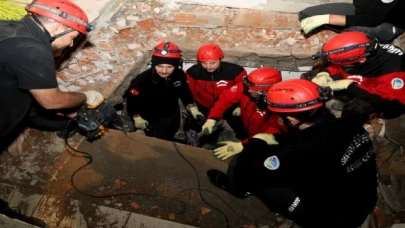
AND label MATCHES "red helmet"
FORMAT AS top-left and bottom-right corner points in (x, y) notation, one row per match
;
(243, 67), (282, 91)
(320, 31), (378, 65)
(26, 0), (93, 34)
(266, 79), (328, 113)
(152, 42), (182, 58)
(197, 43), (224, 62)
